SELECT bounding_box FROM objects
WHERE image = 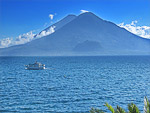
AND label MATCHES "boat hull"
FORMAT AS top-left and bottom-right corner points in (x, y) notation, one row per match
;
(25, 62), (45, 70)
(26, 67), (45, 70)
